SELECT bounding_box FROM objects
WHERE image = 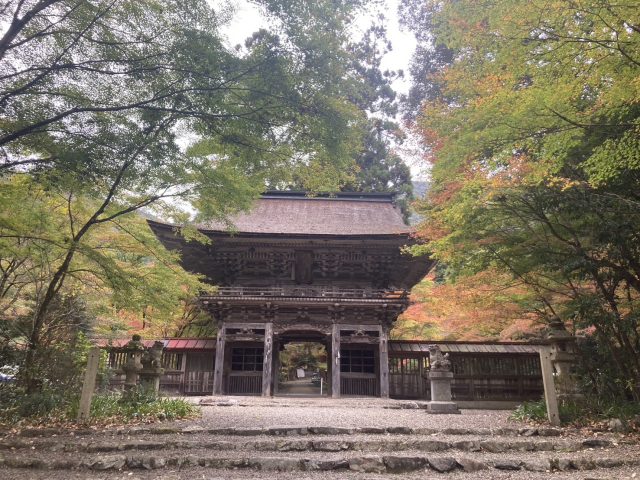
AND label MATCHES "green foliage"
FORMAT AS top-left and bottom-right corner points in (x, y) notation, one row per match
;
(510, 400), (547, 423)
(0, 330), (105, 424)
(78, 392), (198, 424)
(512, 397), (640, 428)
(409, 0), (640, 400)
(279, 343), (327, 379)
(0, 384), (198, 426)
(0, 176), (207, 346)
(344, 120), (414, 222)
